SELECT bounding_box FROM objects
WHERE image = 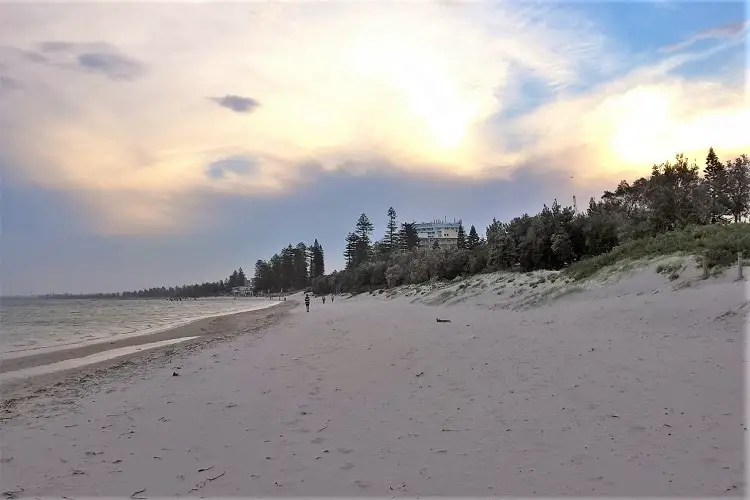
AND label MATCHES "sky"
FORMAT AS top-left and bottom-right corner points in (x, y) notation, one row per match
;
(1, 0), (748, 295)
